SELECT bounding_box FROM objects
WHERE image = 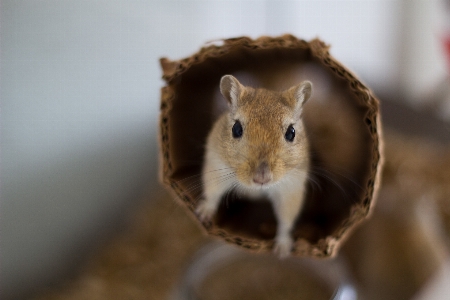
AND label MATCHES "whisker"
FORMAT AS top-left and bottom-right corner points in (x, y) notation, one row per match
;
(223, 182), (239, 209)
(181, 170), (238, 206)
(317, 165), (362, 188)
(185, 172), (235, 196)
(176, 167), (234, 184)
(307, 167), (361, 205)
